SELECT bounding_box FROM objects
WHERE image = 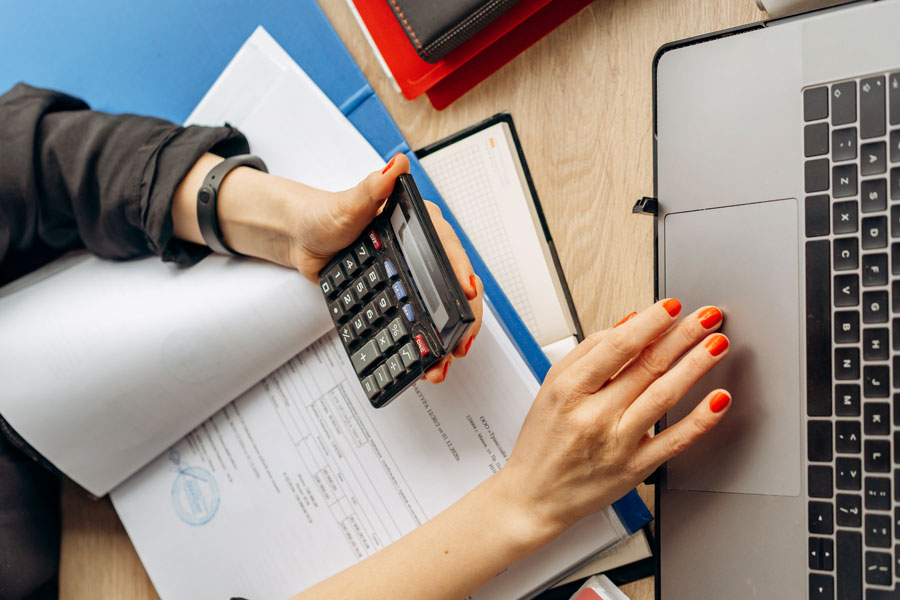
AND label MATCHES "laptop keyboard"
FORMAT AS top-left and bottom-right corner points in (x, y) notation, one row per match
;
(804, 71), (900, 600)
